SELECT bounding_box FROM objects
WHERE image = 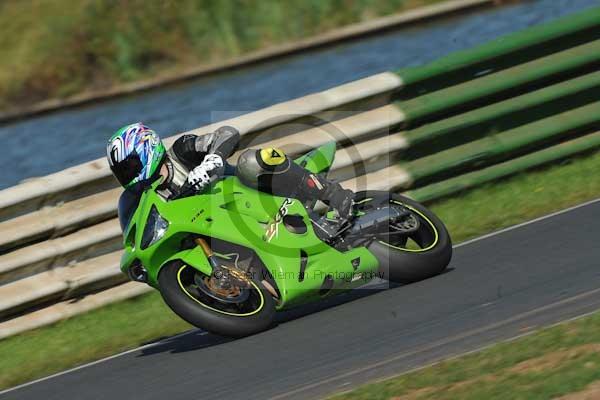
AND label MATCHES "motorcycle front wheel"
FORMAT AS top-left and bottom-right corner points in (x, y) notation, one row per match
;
(158, 262), (276, 337)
